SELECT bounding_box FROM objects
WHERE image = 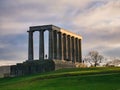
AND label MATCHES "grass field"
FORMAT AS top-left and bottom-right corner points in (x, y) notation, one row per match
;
(0, 67), (120, 90)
